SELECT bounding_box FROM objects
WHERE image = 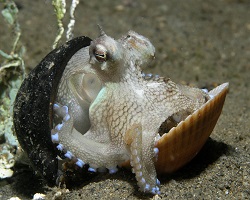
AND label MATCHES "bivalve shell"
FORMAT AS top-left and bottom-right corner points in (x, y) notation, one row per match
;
(155, 82), (229, 173)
